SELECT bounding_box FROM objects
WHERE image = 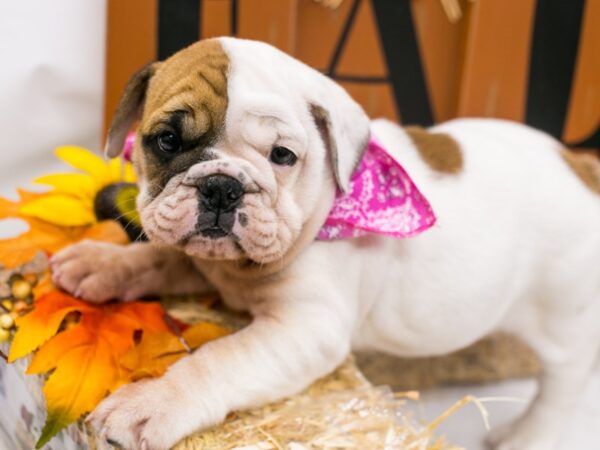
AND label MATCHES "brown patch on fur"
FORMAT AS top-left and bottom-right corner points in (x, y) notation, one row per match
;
(137, 39), (230, 194)
(143, 39), (228, 133)
(562, 150), (600, 195)
(405, 126), (463, 174)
